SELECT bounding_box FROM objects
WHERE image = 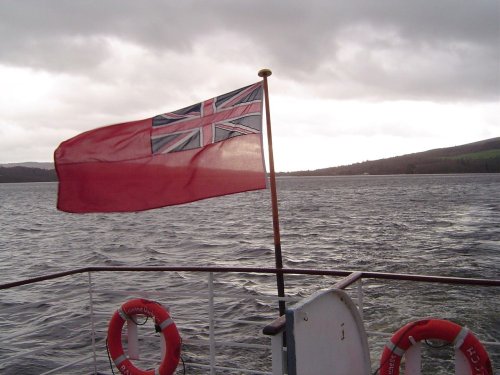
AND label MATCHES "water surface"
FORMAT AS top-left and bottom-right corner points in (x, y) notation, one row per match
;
(0, 174), (498, 374)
